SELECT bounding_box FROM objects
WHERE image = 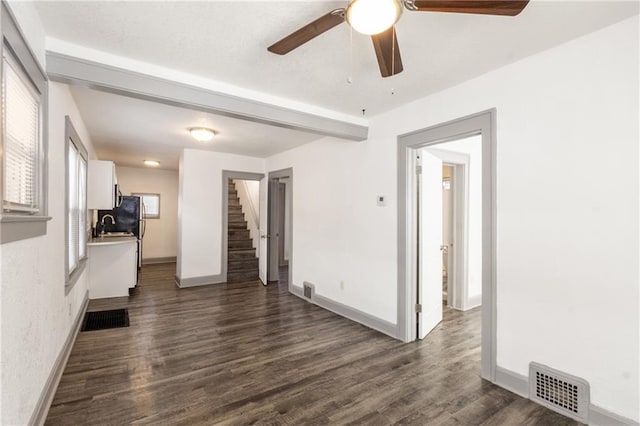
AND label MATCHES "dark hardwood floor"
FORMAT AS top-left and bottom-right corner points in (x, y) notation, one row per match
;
(46, 263), (577, 425)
